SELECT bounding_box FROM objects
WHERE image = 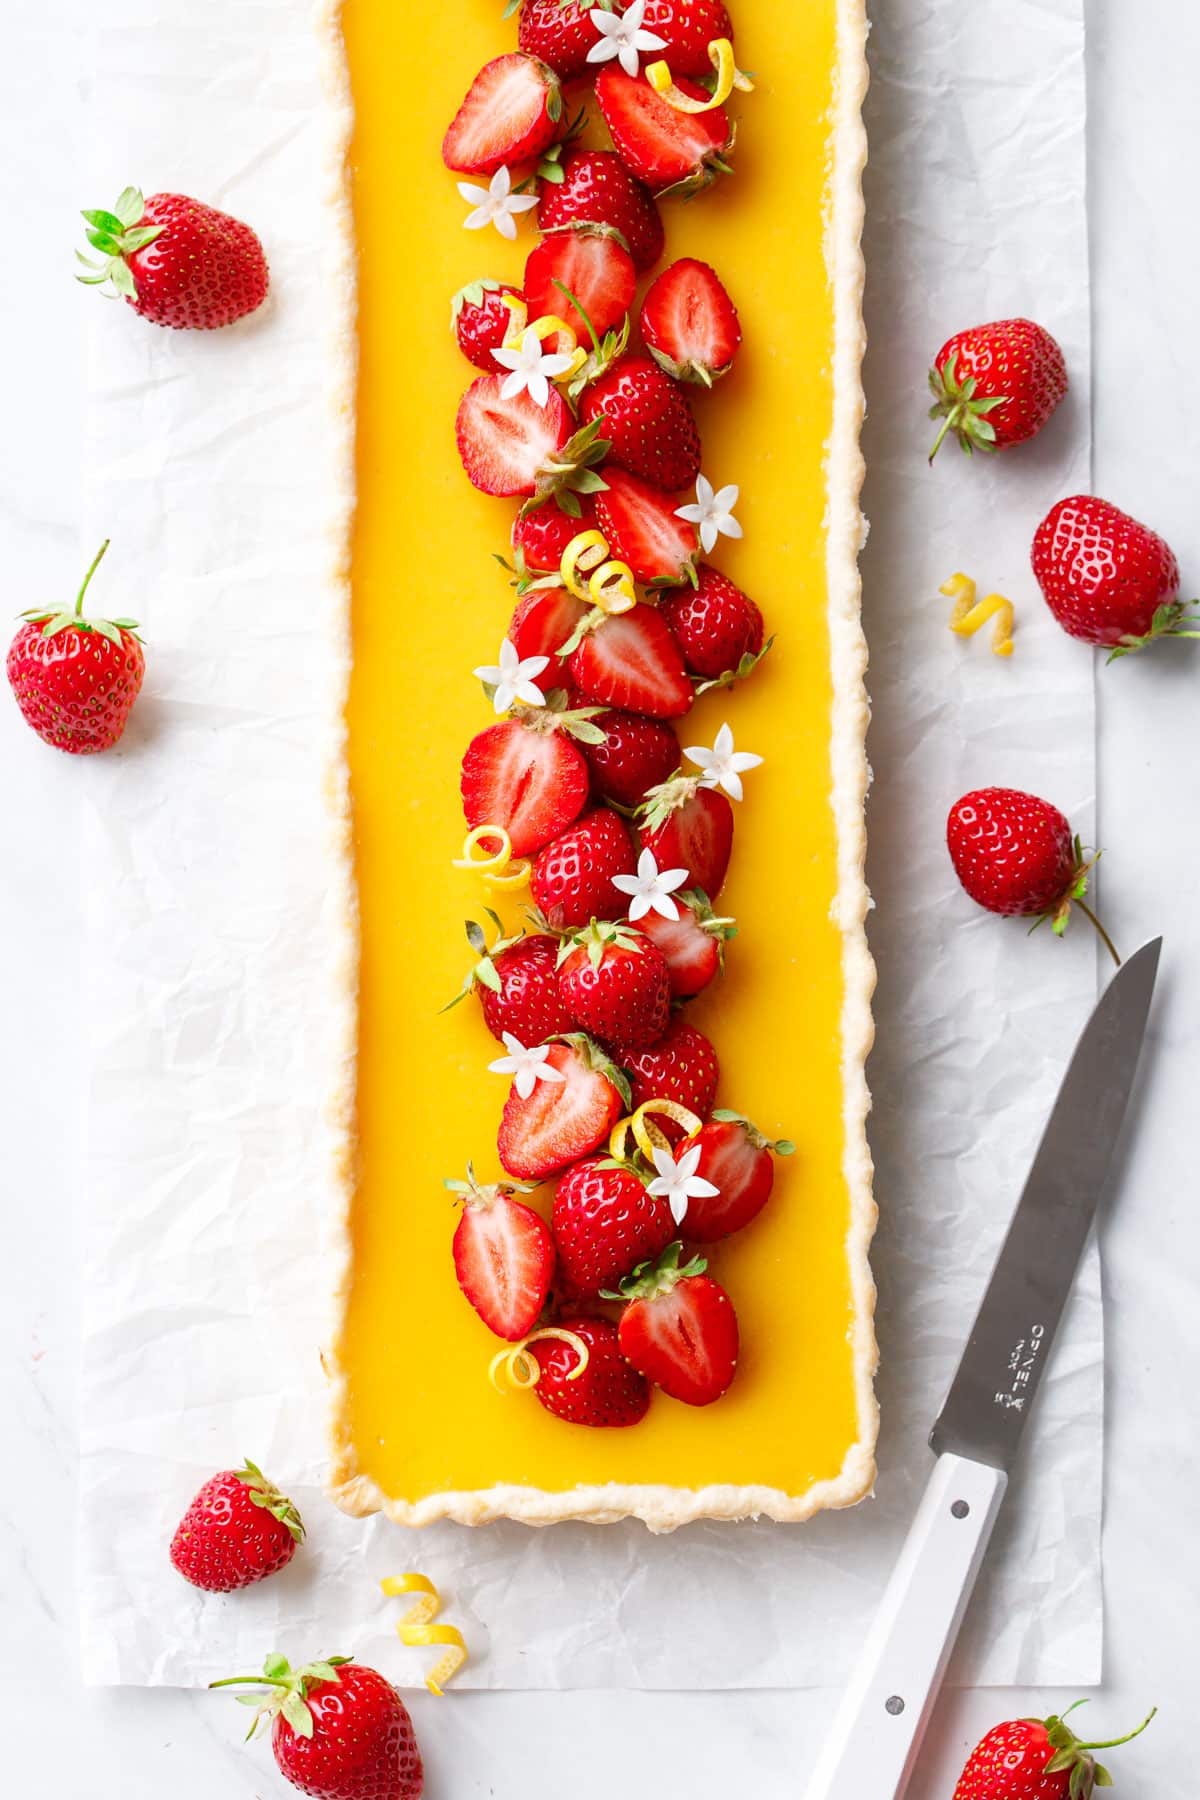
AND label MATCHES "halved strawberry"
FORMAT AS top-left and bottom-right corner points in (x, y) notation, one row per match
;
(523, 232), (636, 356)
(532, 1315), (651, 1427)
(518, 0), (604, 81)
(512, 497), (598, 572)
(460, 714), (590, 856)
(442, 53), (564, 176)
(611, 1242), (739, 1406)
(531, 806), (637, 929)
(452, 278), (524, 372)
(445, 917), (575, 1044)
(595, 469), (698, 585)
(639, 774), (734, 897)
(497, 1035), (629, 1181)
(537, 149), (665, 272)
(581, 710), (679, 809)
(557, 919), (672, 1052)
(448, 1168), (556, 1340)
(624, 1017), (719, 1131)
(580, 355), (702, 491)
(566, 604), (694, 721)
(595, 67), (732, 197)
(636, 887), (735, 997)
(659, 567), (764, 682)
(682, 1111), (795, 1242)
(640, 0), (734, 76)
(641, 257), (741, 387)
(552, 1157), (674, 1298)
(457, 377), (608, 505)
(508, 586), (588, 690)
